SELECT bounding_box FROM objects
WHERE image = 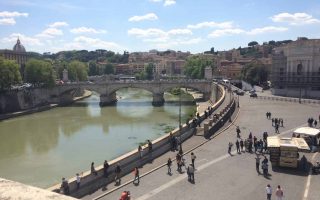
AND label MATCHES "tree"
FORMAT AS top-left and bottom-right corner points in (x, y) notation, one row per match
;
(145, 63), (154, 80)
(67, 61), (88, 81)
(240, 61), (269, 86)
(104, 63), (115, 75)
(248, 41), (258, 47)
(184, 55), (215, 79)
(25, 58), (55, 87)
(0, 57), (22, 91)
